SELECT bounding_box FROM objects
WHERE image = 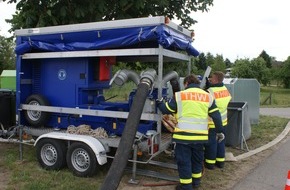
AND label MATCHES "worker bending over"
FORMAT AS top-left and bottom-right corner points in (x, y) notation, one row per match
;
(157, 74), (224, 190)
